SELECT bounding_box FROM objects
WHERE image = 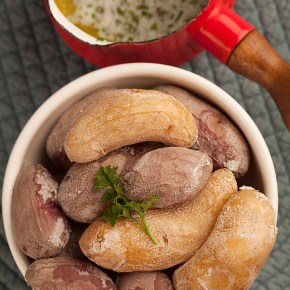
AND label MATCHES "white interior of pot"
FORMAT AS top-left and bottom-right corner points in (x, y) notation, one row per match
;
(48, 0), (209, 45)
(48, 0), (110, 45)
